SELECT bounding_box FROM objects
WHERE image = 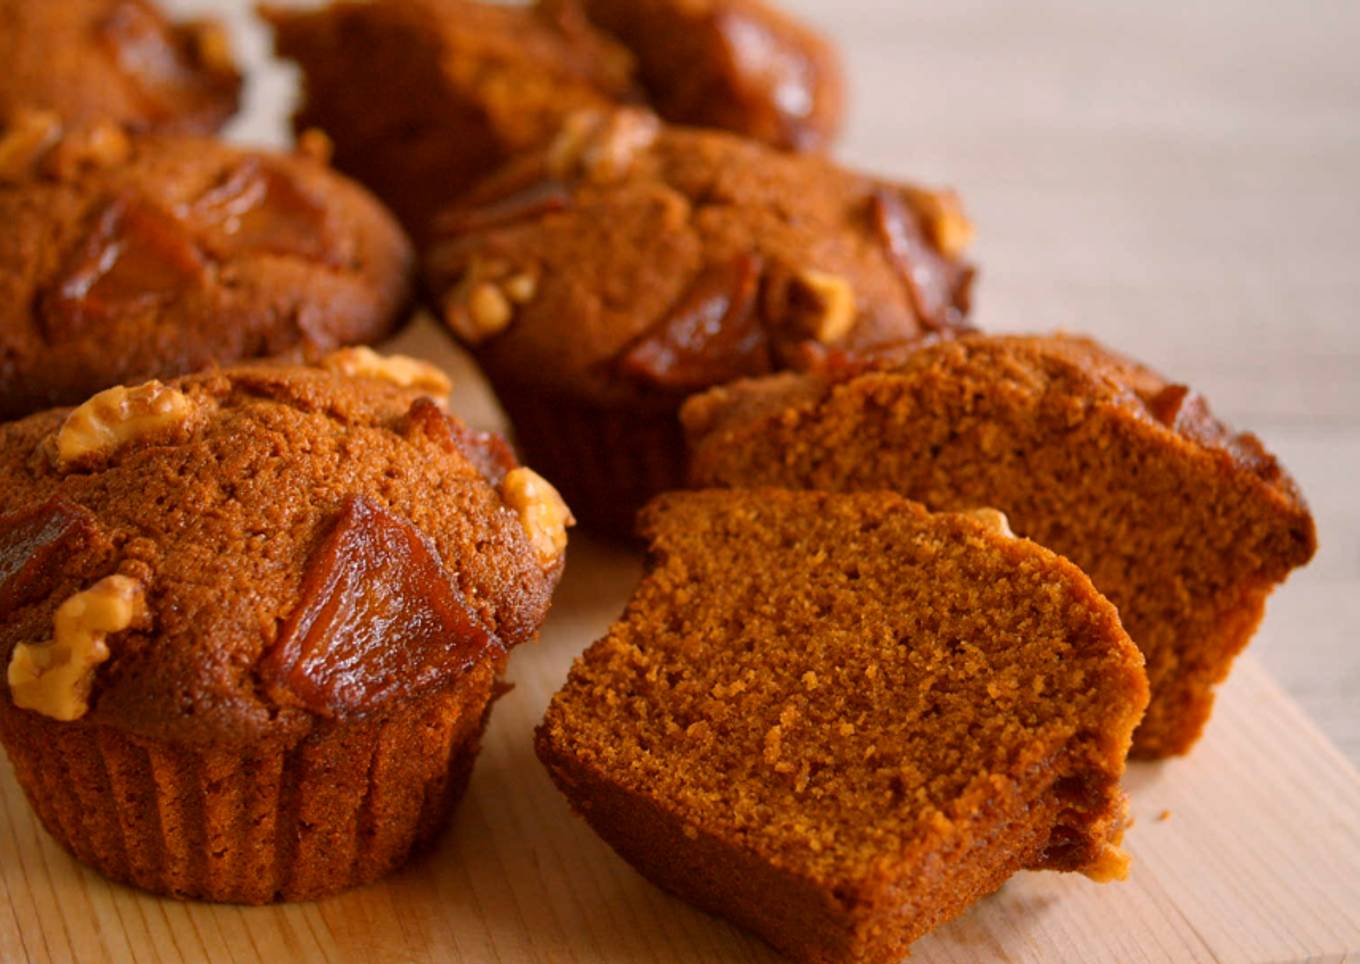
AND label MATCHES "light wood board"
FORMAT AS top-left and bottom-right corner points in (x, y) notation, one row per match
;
(2, 324), (1358, 964)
